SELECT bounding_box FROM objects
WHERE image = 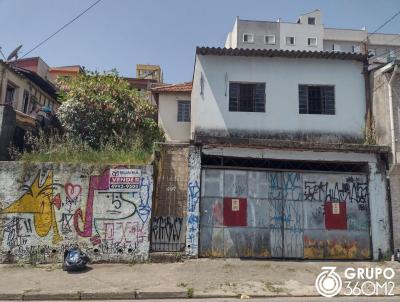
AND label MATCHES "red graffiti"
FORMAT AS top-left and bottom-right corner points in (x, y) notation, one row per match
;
(65, 183), (82, 200)
(73, 170), (110, 237)
(52, 193), (62, 210)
